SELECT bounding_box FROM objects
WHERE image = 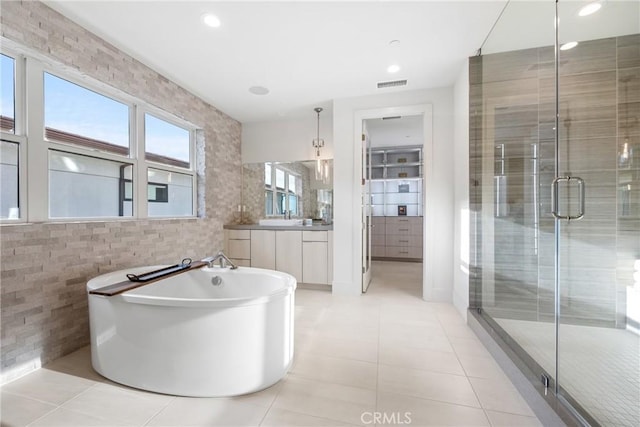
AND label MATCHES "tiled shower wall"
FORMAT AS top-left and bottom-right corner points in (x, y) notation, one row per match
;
(0, 1), (242, 382)
(469, 34), (640, 327)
